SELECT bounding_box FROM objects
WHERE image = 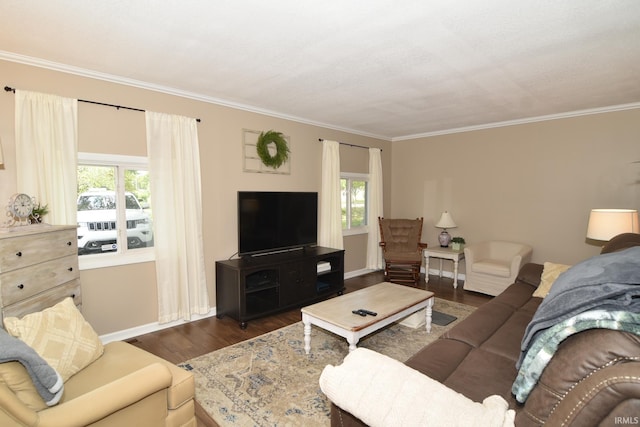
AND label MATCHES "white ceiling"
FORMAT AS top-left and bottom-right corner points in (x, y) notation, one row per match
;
(1, 0), (640, 140)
